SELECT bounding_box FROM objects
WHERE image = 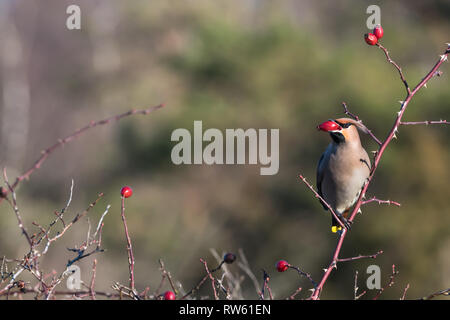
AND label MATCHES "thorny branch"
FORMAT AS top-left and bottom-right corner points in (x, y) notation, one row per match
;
(288, 264), (318, 288)
(342, 102), (382, 146)
(303, 44), (450, 300)
(376, 43), (411, 95)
